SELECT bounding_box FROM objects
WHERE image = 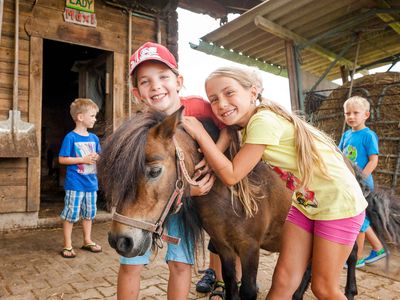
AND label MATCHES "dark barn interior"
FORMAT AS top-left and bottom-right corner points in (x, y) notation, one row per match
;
(40, 40), (108, 217)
